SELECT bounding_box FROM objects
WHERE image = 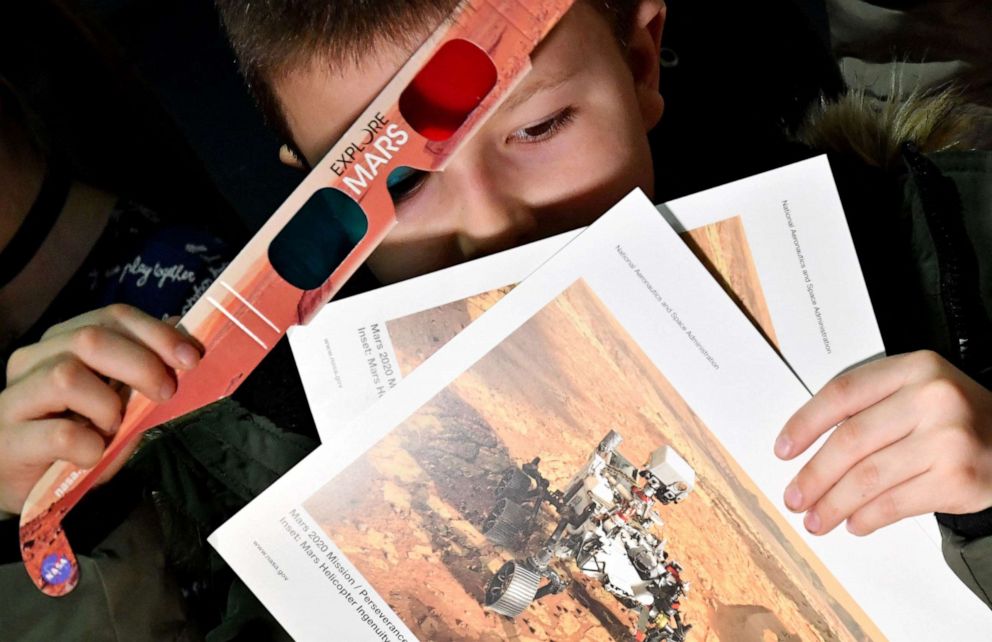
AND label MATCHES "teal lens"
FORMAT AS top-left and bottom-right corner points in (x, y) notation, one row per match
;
(269, 188), (369, 291)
